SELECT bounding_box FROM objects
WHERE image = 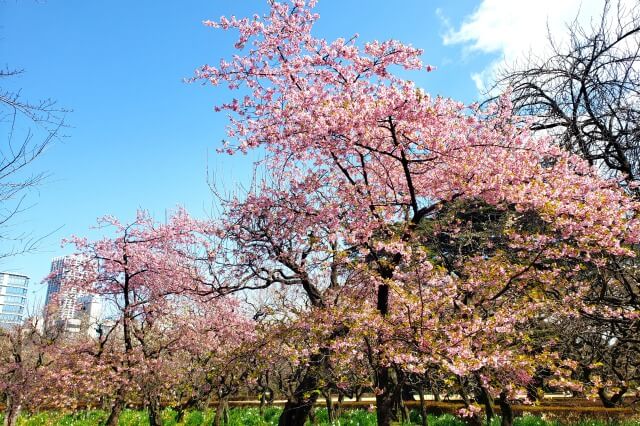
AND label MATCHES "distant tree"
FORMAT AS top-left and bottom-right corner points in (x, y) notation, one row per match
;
(61, 210), (208, 426)
(59, 210), (257, 426)
(0, 317), (60, 426)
